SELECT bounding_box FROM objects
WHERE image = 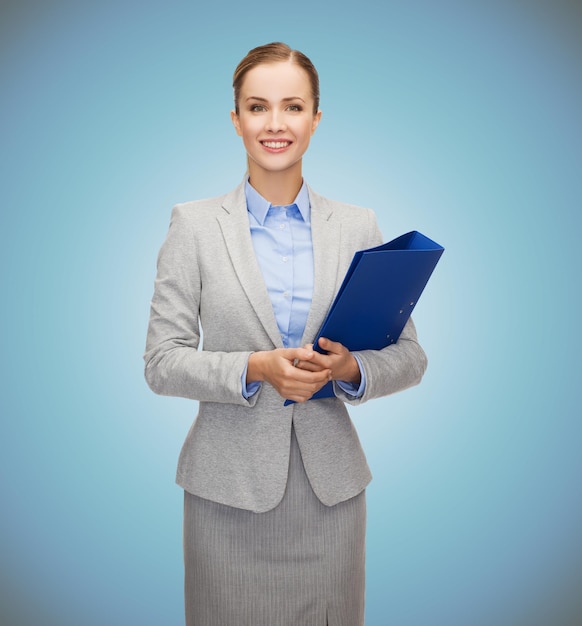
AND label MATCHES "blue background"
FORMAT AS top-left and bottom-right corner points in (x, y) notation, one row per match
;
(1, 1), (580, 624)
